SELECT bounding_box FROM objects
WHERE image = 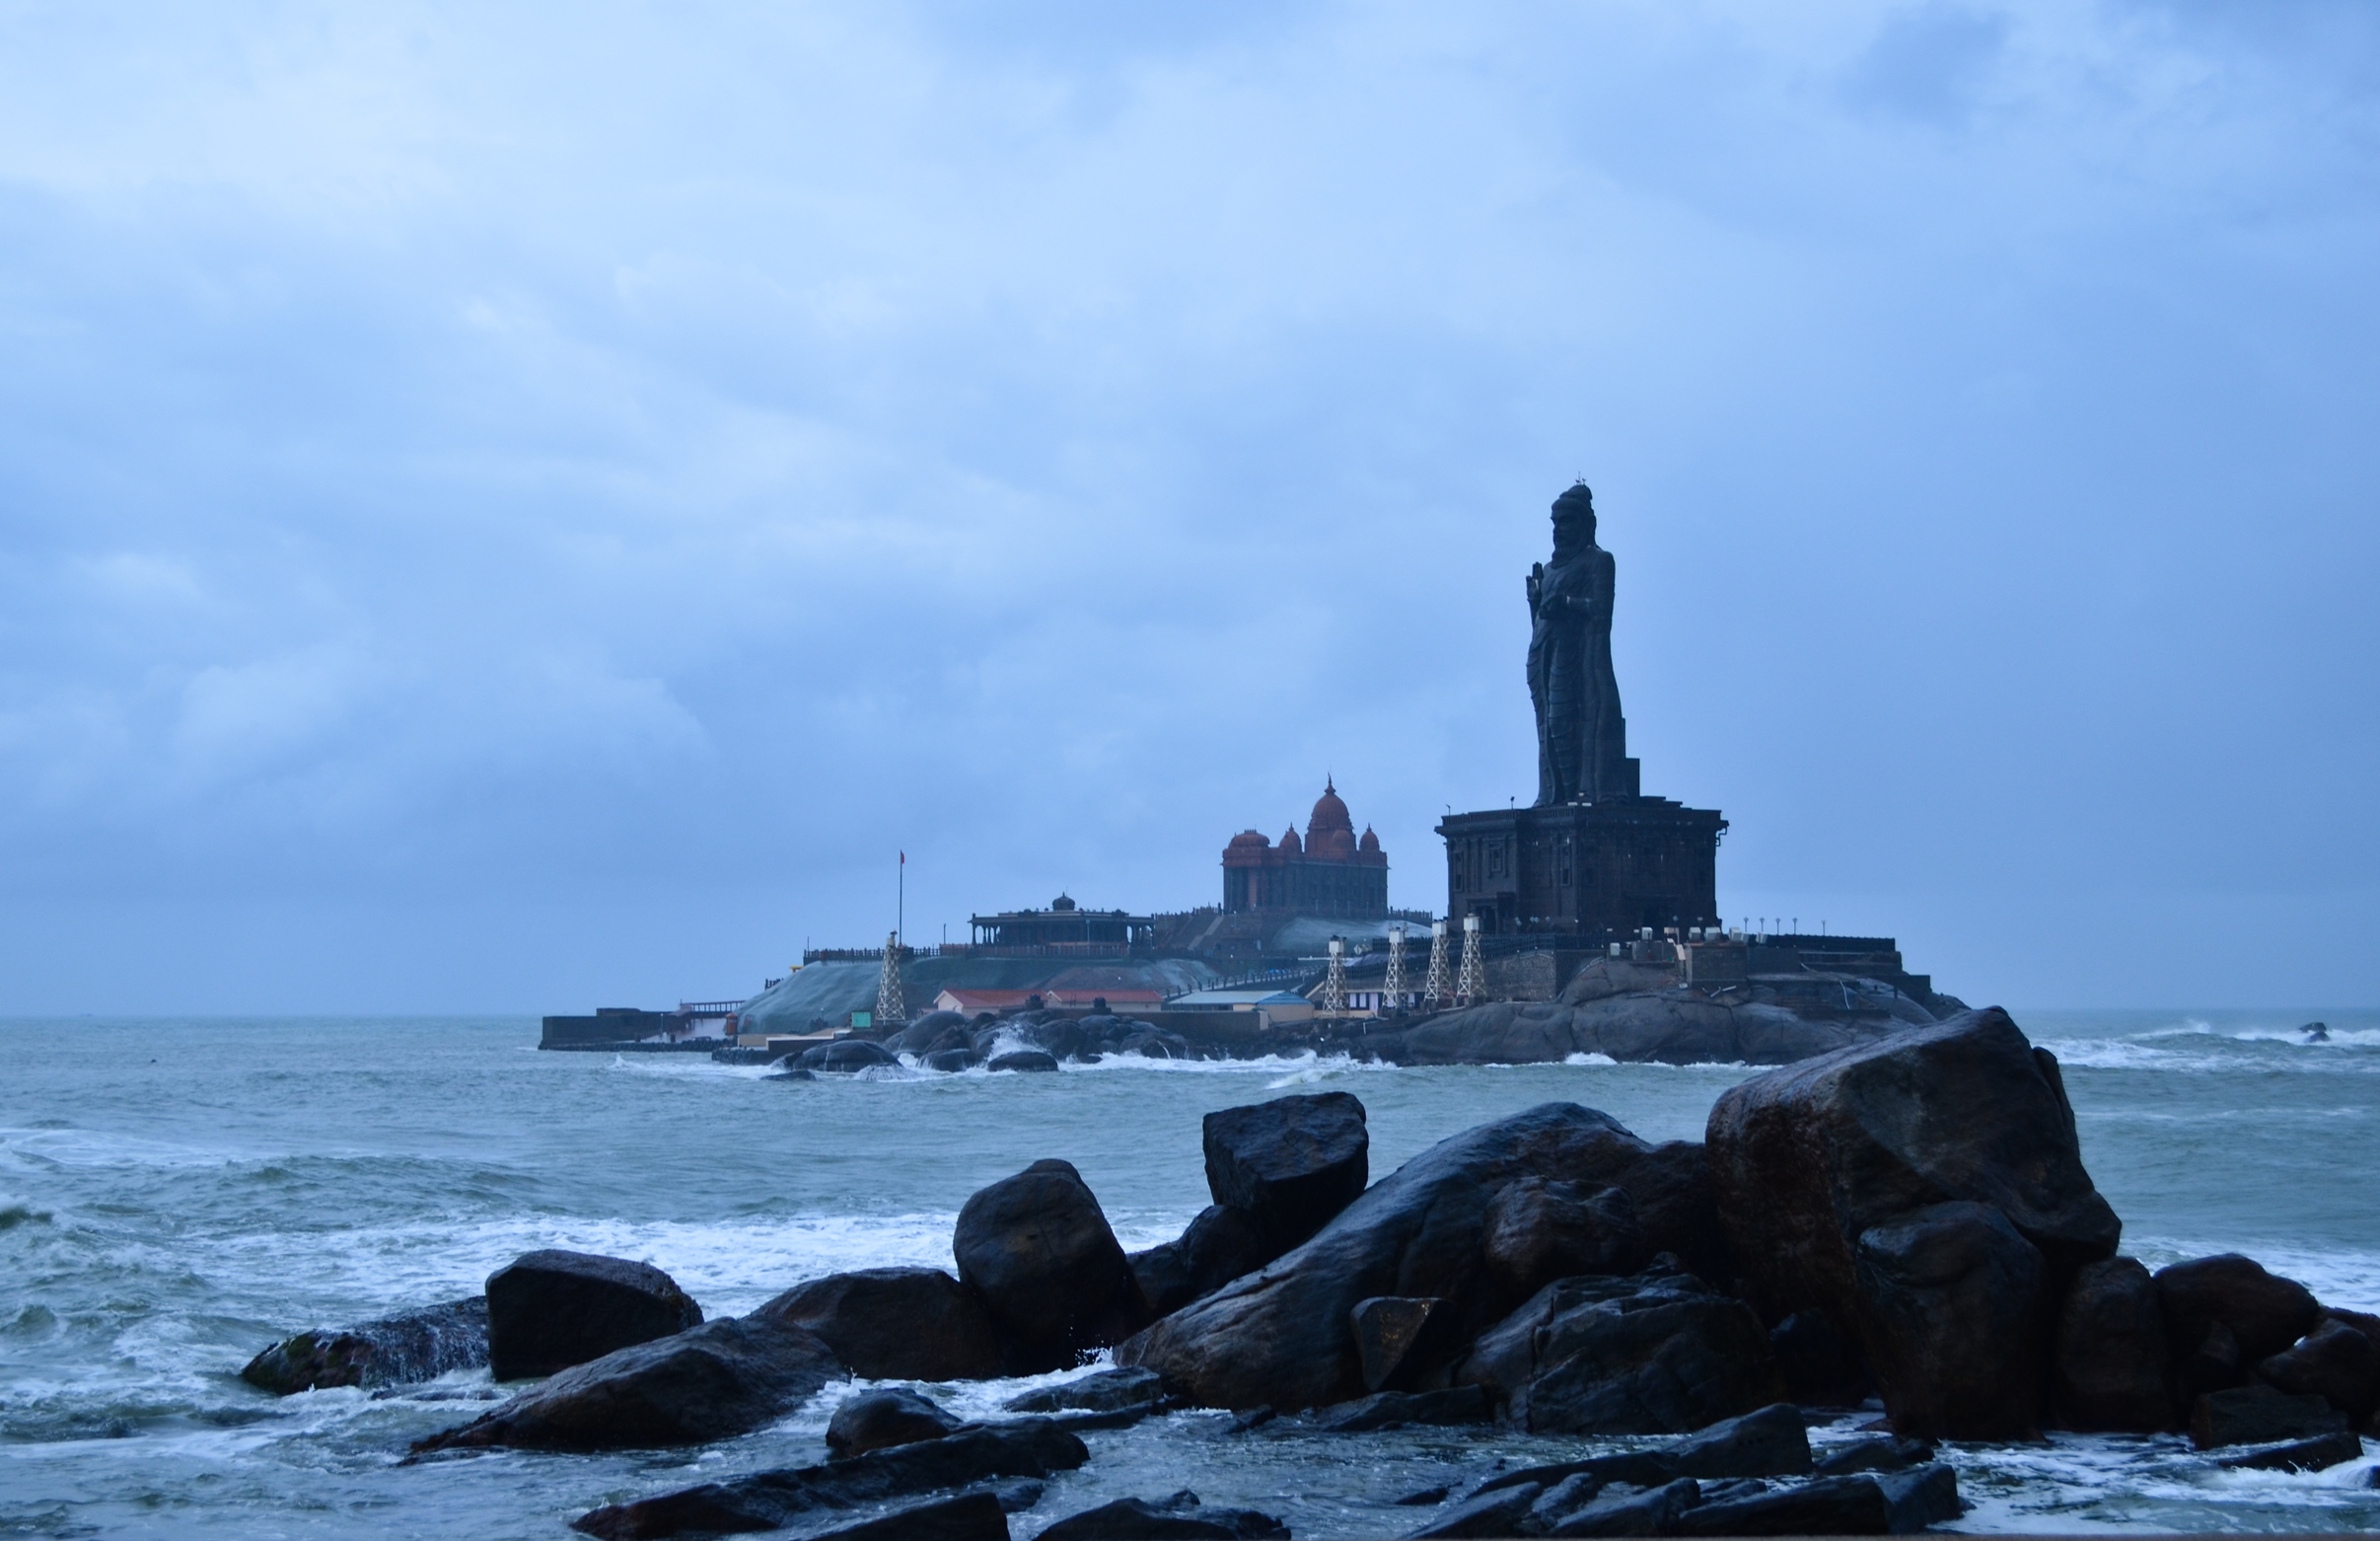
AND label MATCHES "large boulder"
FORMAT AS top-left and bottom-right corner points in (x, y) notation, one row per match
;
(2190, 1382), (2348, 1449)
(485, 1251), (703, 1382)
(1201, 1092), (1370, 1256)
(240, 1296), (488, 1394)
(415, 1315), (839, 1453)
(798, 1040), (901, 1072)
(2154, 1254), (2321, 1395)
(1120, 1103), (1716, 1411)
(1481, 1179), (1644, 1300)
(1130, 1205), (1270, 1318)
(1705, 1008), (2120, 1438)
(570, 1420), (1091, 1540)
(953, 1159), (1146, 1371)
(755, 1268), (1008, 1381)
(1460, 1273), (1784, 1434)
(2260, 1317), (2380, 1422)
(1850, 1202), (2049, 1439)
(2054, 1257), (2175, 1431)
